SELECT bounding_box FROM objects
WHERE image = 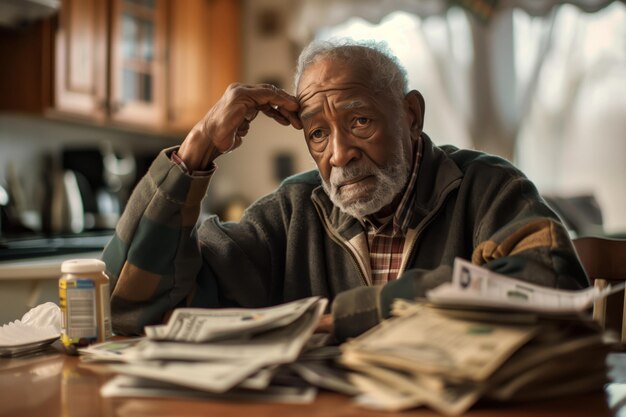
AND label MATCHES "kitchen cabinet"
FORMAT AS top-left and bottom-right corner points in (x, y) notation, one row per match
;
(0, 20), (54, 114)
(54, 0), (108, 121)
(109, 0), (167, 126)
(54, 0), (241, 132)
(167, 0), (240, 131)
